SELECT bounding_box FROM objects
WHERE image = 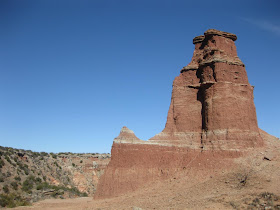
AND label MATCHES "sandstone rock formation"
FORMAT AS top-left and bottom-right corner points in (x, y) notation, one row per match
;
(150, 29), (263, 150)
(95, 29), (264, 198)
